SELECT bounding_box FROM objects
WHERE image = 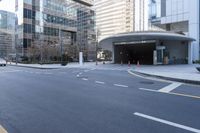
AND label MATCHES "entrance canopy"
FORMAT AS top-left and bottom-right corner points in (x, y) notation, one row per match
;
(99, 31), (195, 65)
(100, 31), (195, 45)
